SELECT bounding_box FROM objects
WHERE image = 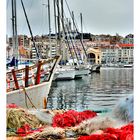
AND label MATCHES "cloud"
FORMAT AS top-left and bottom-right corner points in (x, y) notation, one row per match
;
(6, 0), (133, 36)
